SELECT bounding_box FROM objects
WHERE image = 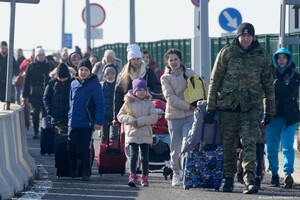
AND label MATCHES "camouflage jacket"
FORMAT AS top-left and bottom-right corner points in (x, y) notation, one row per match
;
(206, 40), (275, 114)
